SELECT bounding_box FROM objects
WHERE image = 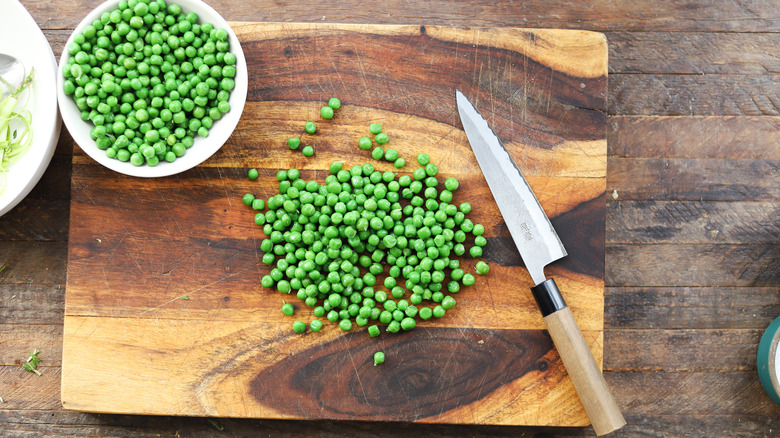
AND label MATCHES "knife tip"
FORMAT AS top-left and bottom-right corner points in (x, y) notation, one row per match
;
(455, 89), (468, 108)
